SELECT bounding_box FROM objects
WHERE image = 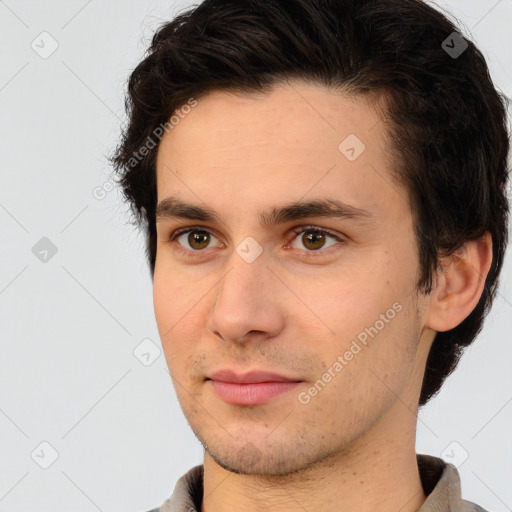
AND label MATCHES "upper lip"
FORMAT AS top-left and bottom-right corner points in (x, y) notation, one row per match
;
(208, 369), (301, 384)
